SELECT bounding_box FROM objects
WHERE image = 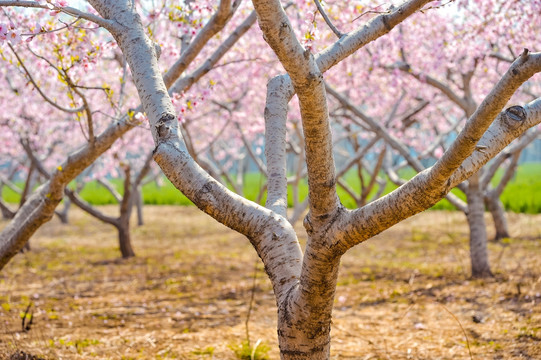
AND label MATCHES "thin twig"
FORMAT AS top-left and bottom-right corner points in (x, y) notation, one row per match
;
(314, 0), (342, 38)
(8, 43), (85, 114)
(0, 1), (114, 30)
